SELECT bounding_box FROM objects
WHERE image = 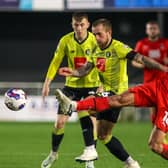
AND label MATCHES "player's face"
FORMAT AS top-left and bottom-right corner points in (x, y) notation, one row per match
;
(72, 18), (90, 40)
(146, 23), (160, 40)
(92, 24), (112, 49)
